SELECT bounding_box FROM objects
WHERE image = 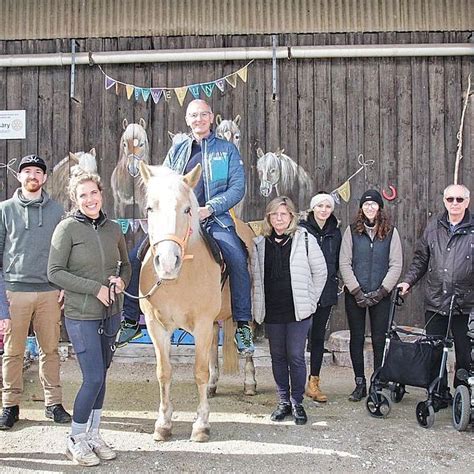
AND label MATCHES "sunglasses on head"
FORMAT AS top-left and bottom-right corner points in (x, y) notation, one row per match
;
(445, 197), (465, 203)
